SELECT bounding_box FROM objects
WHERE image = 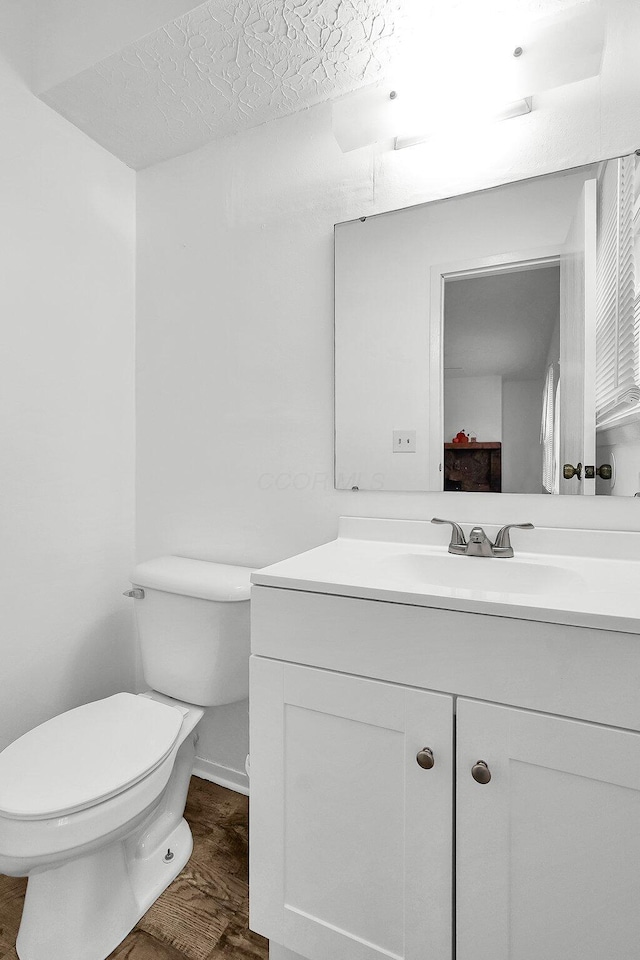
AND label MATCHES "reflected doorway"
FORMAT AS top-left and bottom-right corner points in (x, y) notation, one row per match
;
(443, 259), (561, 494)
